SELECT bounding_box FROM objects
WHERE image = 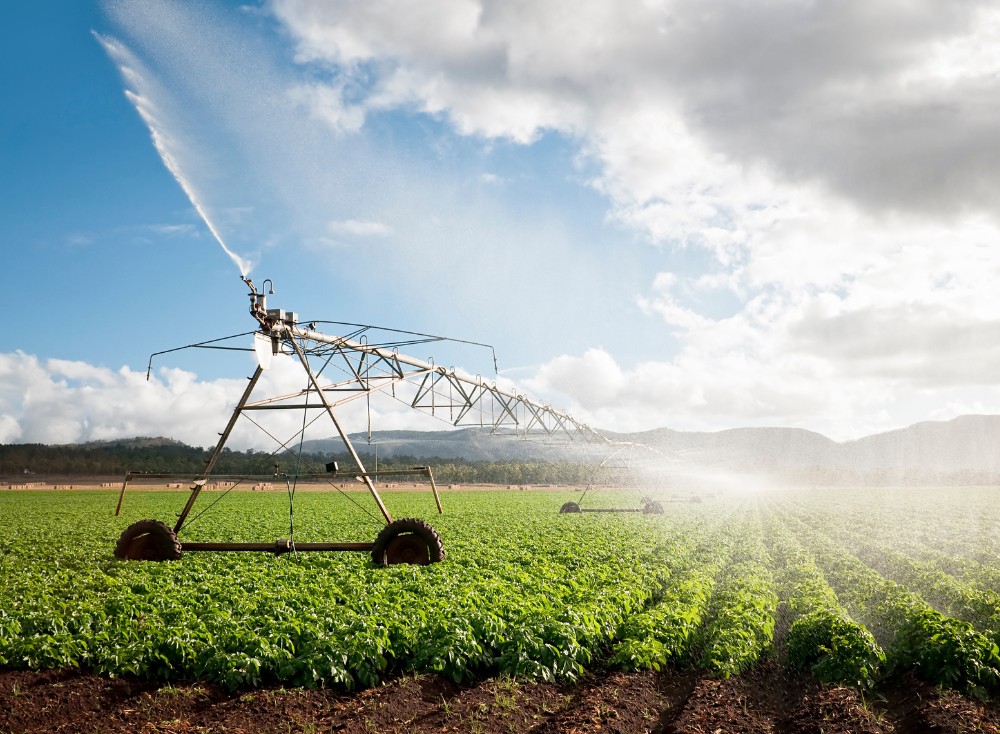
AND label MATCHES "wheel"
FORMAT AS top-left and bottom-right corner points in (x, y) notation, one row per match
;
(559, 501), (582, 514)
(643, 501), (664, 515)
(114, 519), (182, 561)
(371, 518), (445, 566)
